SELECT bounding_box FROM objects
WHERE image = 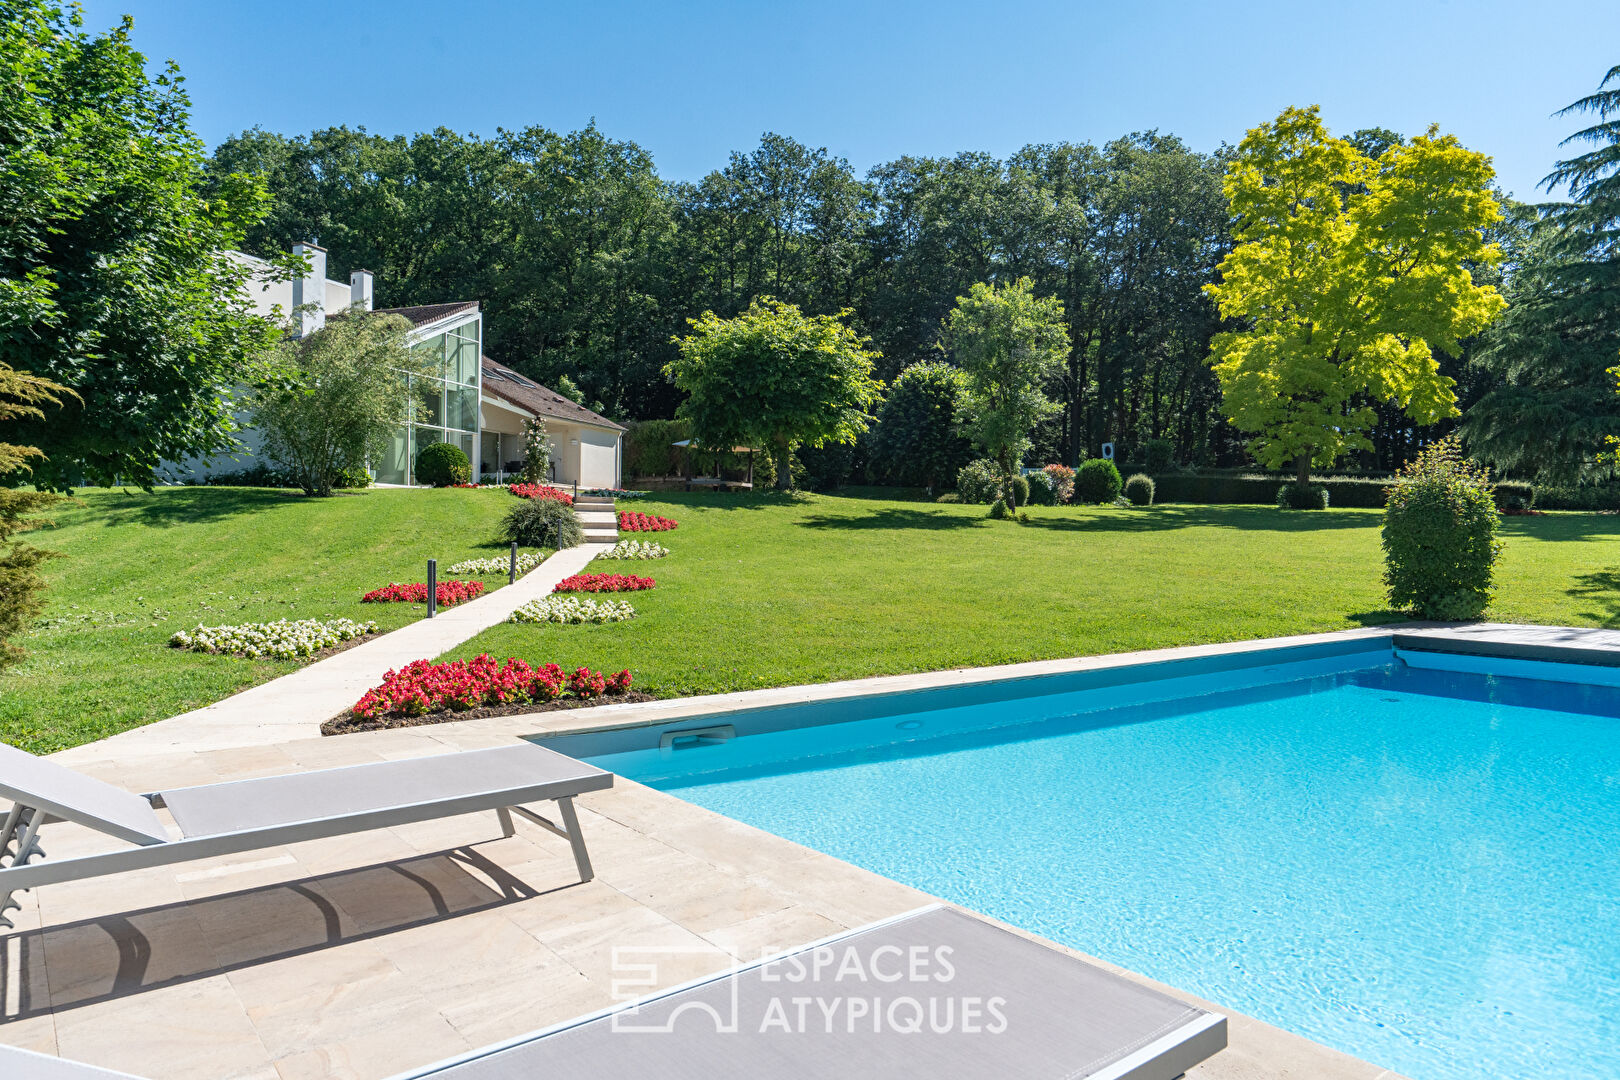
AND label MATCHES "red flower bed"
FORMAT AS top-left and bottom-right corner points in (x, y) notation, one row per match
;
(352, 654), (633, 719)
(553, 573), (655, 593)
(361, 580), (485, 605)
(619, 511), (677, 532)
(508, 483), (574, 506)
